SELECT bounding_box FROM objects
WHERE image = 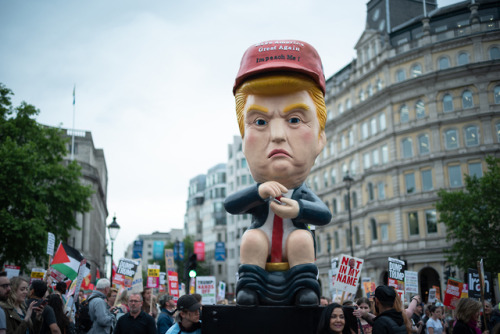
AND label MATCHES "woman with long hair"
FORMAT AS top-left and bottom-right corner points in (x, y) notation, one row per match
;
(317, 303), (353, 334)
(356, 297), (373, 334)
(453, 298), (482, 334)
(0, 277), (40, 334)
(47, 294), (70, 334)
